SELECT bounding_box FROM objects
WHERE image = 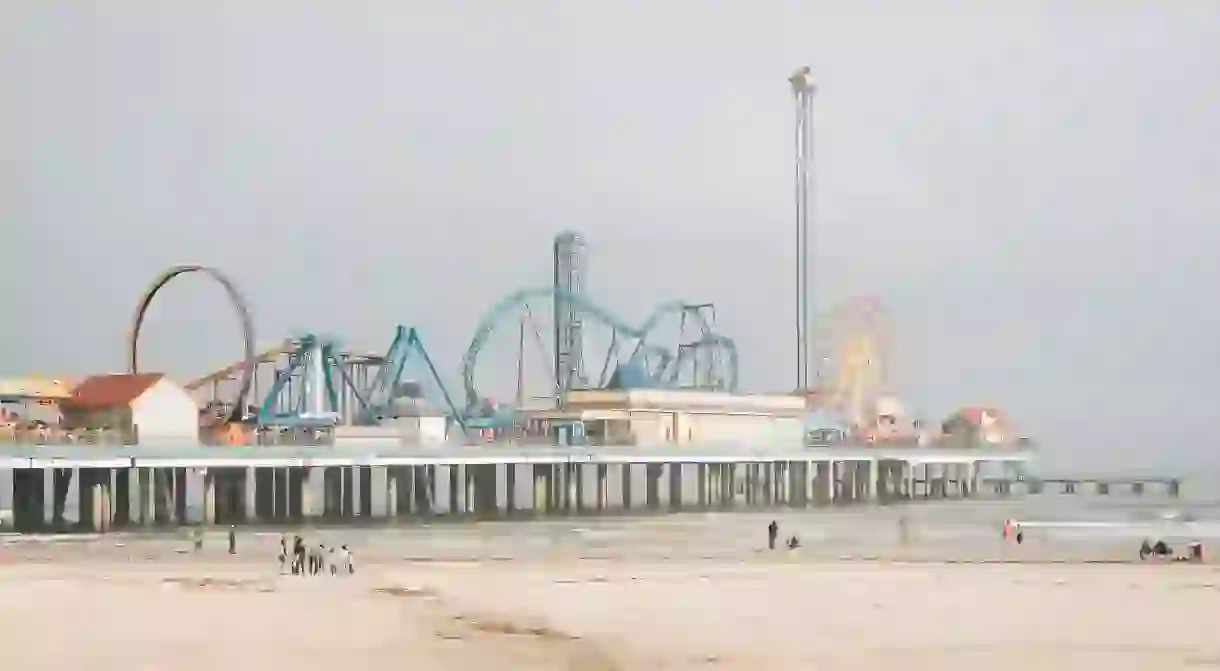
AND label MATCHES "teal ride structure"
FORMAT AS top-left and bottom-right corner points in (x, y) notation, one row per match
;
(460, 286), (740, 425)
(256, 326), (465, 433)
